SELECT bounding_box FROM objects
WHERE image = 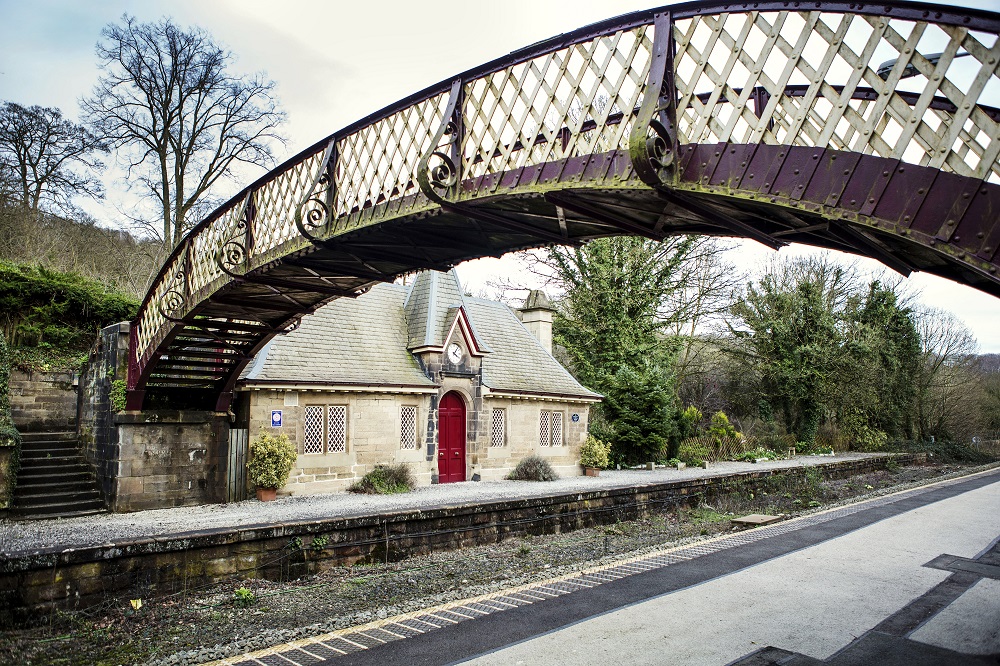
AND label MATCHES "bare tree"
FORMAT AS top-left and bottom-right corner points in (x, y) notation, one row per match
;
(0, 102), (107, 214)
(914, 307), (981, 440)
(81, 15), (285, 248)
